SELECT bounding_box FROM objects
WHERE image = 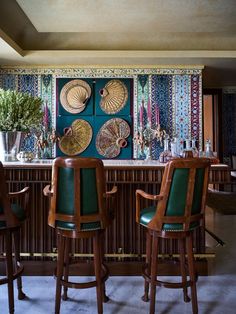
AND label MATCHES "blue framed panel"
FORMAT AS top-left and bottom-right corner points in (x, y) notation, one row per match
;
(56, 78), (133, 159)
